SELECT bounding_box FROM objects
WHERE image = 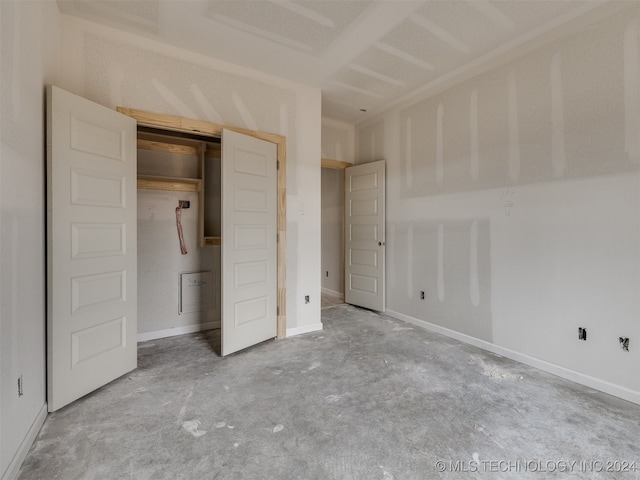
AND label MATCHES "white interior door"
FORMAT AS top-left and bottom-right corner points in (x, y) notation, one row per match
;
(47, 86), (137, 412)
(221, 129), (277, 356)
(345, 160), (386, 311)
